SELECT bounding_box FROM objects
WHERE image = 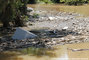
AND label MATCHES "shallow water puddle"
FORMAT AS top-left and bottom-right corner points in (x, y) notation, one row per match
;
(0, 42), (89, 60)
